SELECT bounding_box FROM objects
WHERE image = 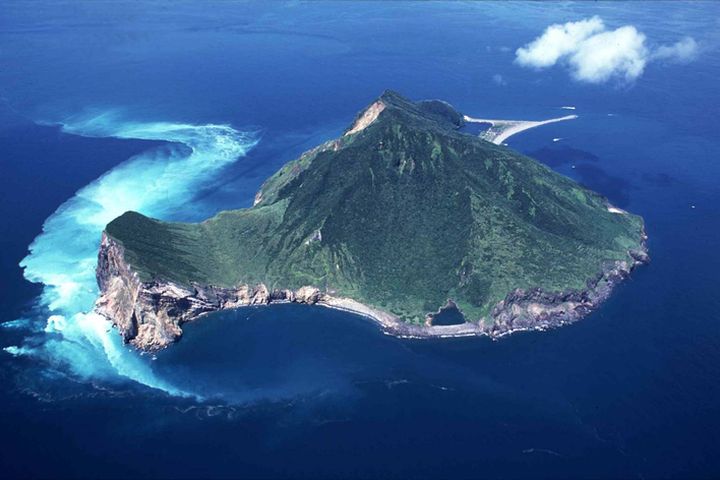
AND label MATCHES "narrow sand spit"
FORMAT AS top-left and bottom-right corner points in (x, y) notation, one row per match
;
(464, 114), (578, 145)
